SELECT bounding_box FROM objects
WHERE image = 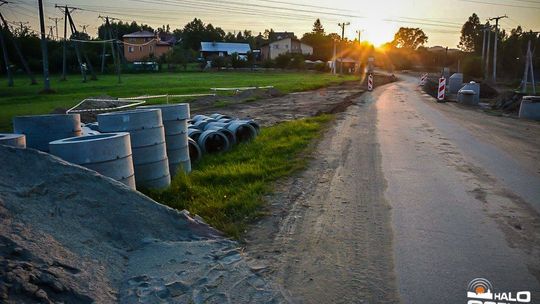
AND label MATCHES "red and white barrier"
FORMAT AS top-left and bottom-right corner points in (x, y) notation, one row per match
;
(437, 77), (446, 101)
(368, 74), (373, 91)
(420, 73), (427, 86)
